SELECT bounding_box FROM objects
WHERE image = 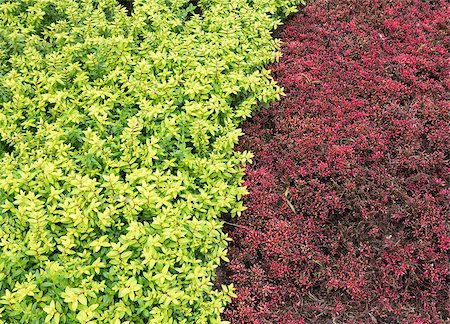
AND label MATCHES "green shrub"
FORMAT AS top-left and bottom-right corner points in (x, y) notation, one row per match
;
(0, 0), (303, 322)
